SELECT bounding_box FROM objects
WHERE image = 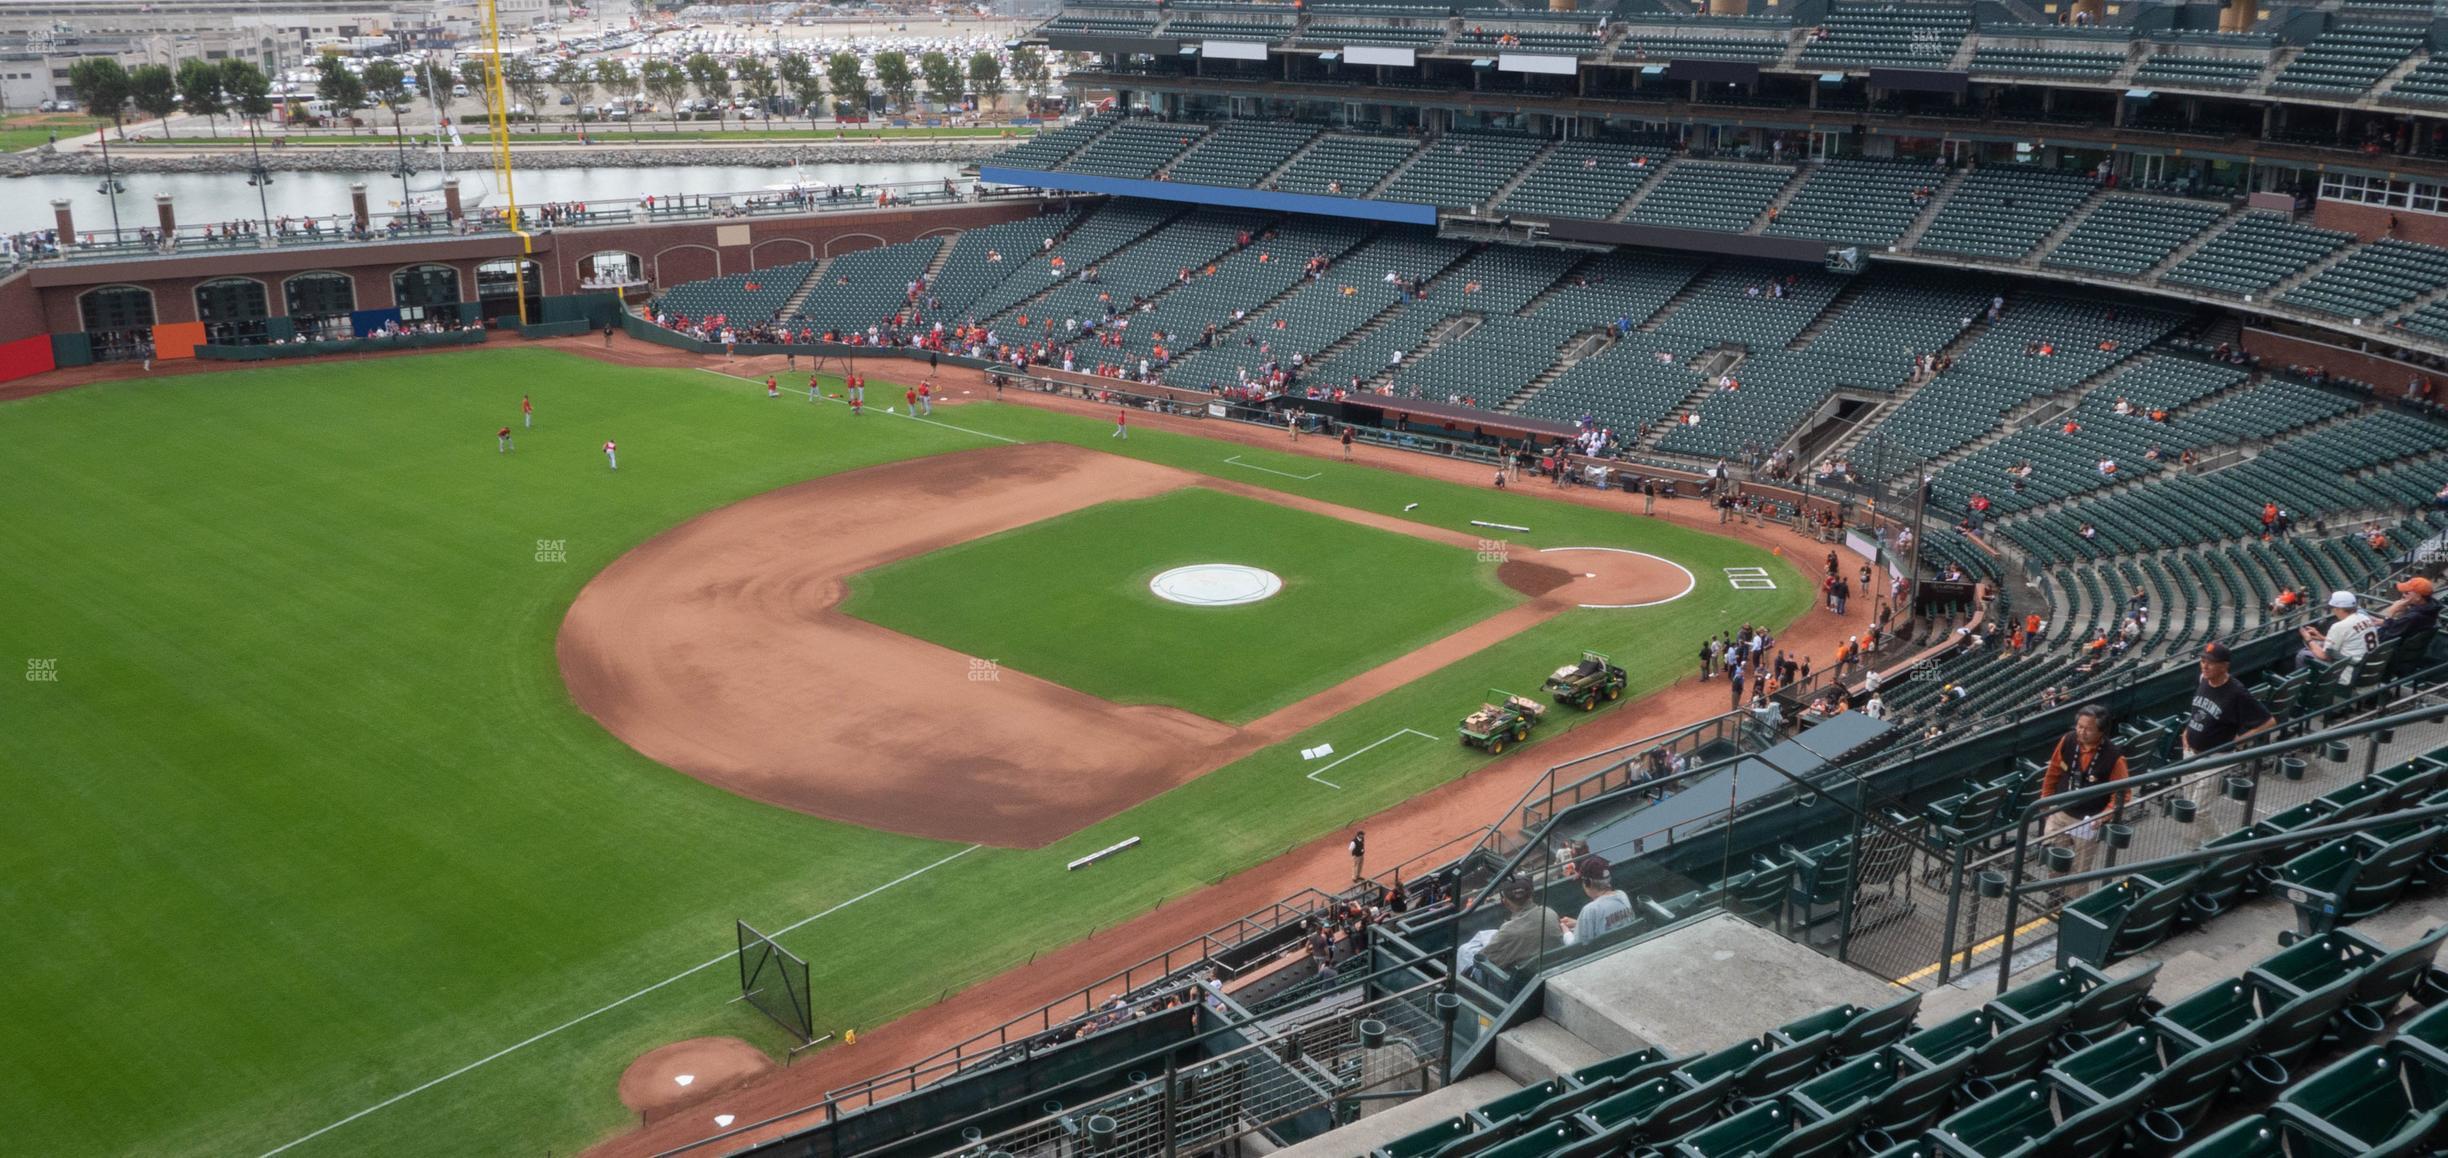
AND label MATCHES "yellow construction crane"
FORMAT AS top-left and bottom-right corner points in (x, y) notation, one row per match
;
(481, 0), (531, 324)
